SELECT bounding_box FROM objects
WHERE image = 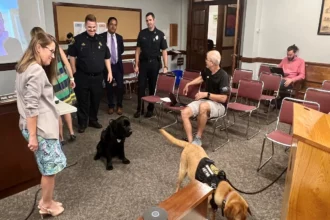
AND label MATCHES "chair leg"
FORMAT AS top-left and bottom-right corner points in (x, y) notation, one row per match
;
(246, 110), (261, 140)
(128, 83), (132, 99)
(161, 112), (178, 129)
(139, 100), (144, 123)
(213, 117), (230, 152)
(257, 138), (275, 172)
